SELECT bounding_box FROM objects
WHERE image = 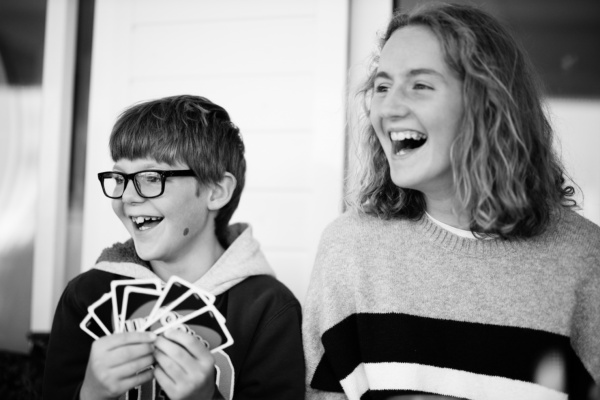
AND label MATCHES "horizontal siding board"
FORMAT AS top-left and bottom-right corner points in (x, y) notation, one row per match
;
(129, 74), (315, 132)
(133, 0), (316, 23)
(131, 17), (317, 77)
